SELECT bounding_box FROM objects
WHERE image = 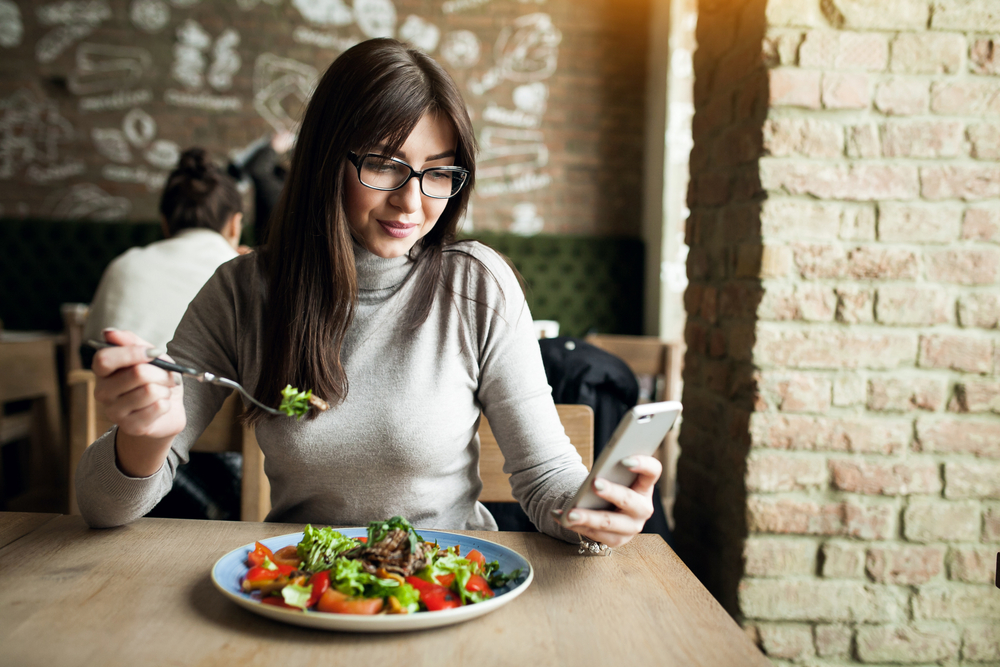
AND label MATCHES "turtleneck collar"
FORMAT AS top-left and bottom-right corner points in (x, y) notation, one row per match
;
(353, 240), (421, 293)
